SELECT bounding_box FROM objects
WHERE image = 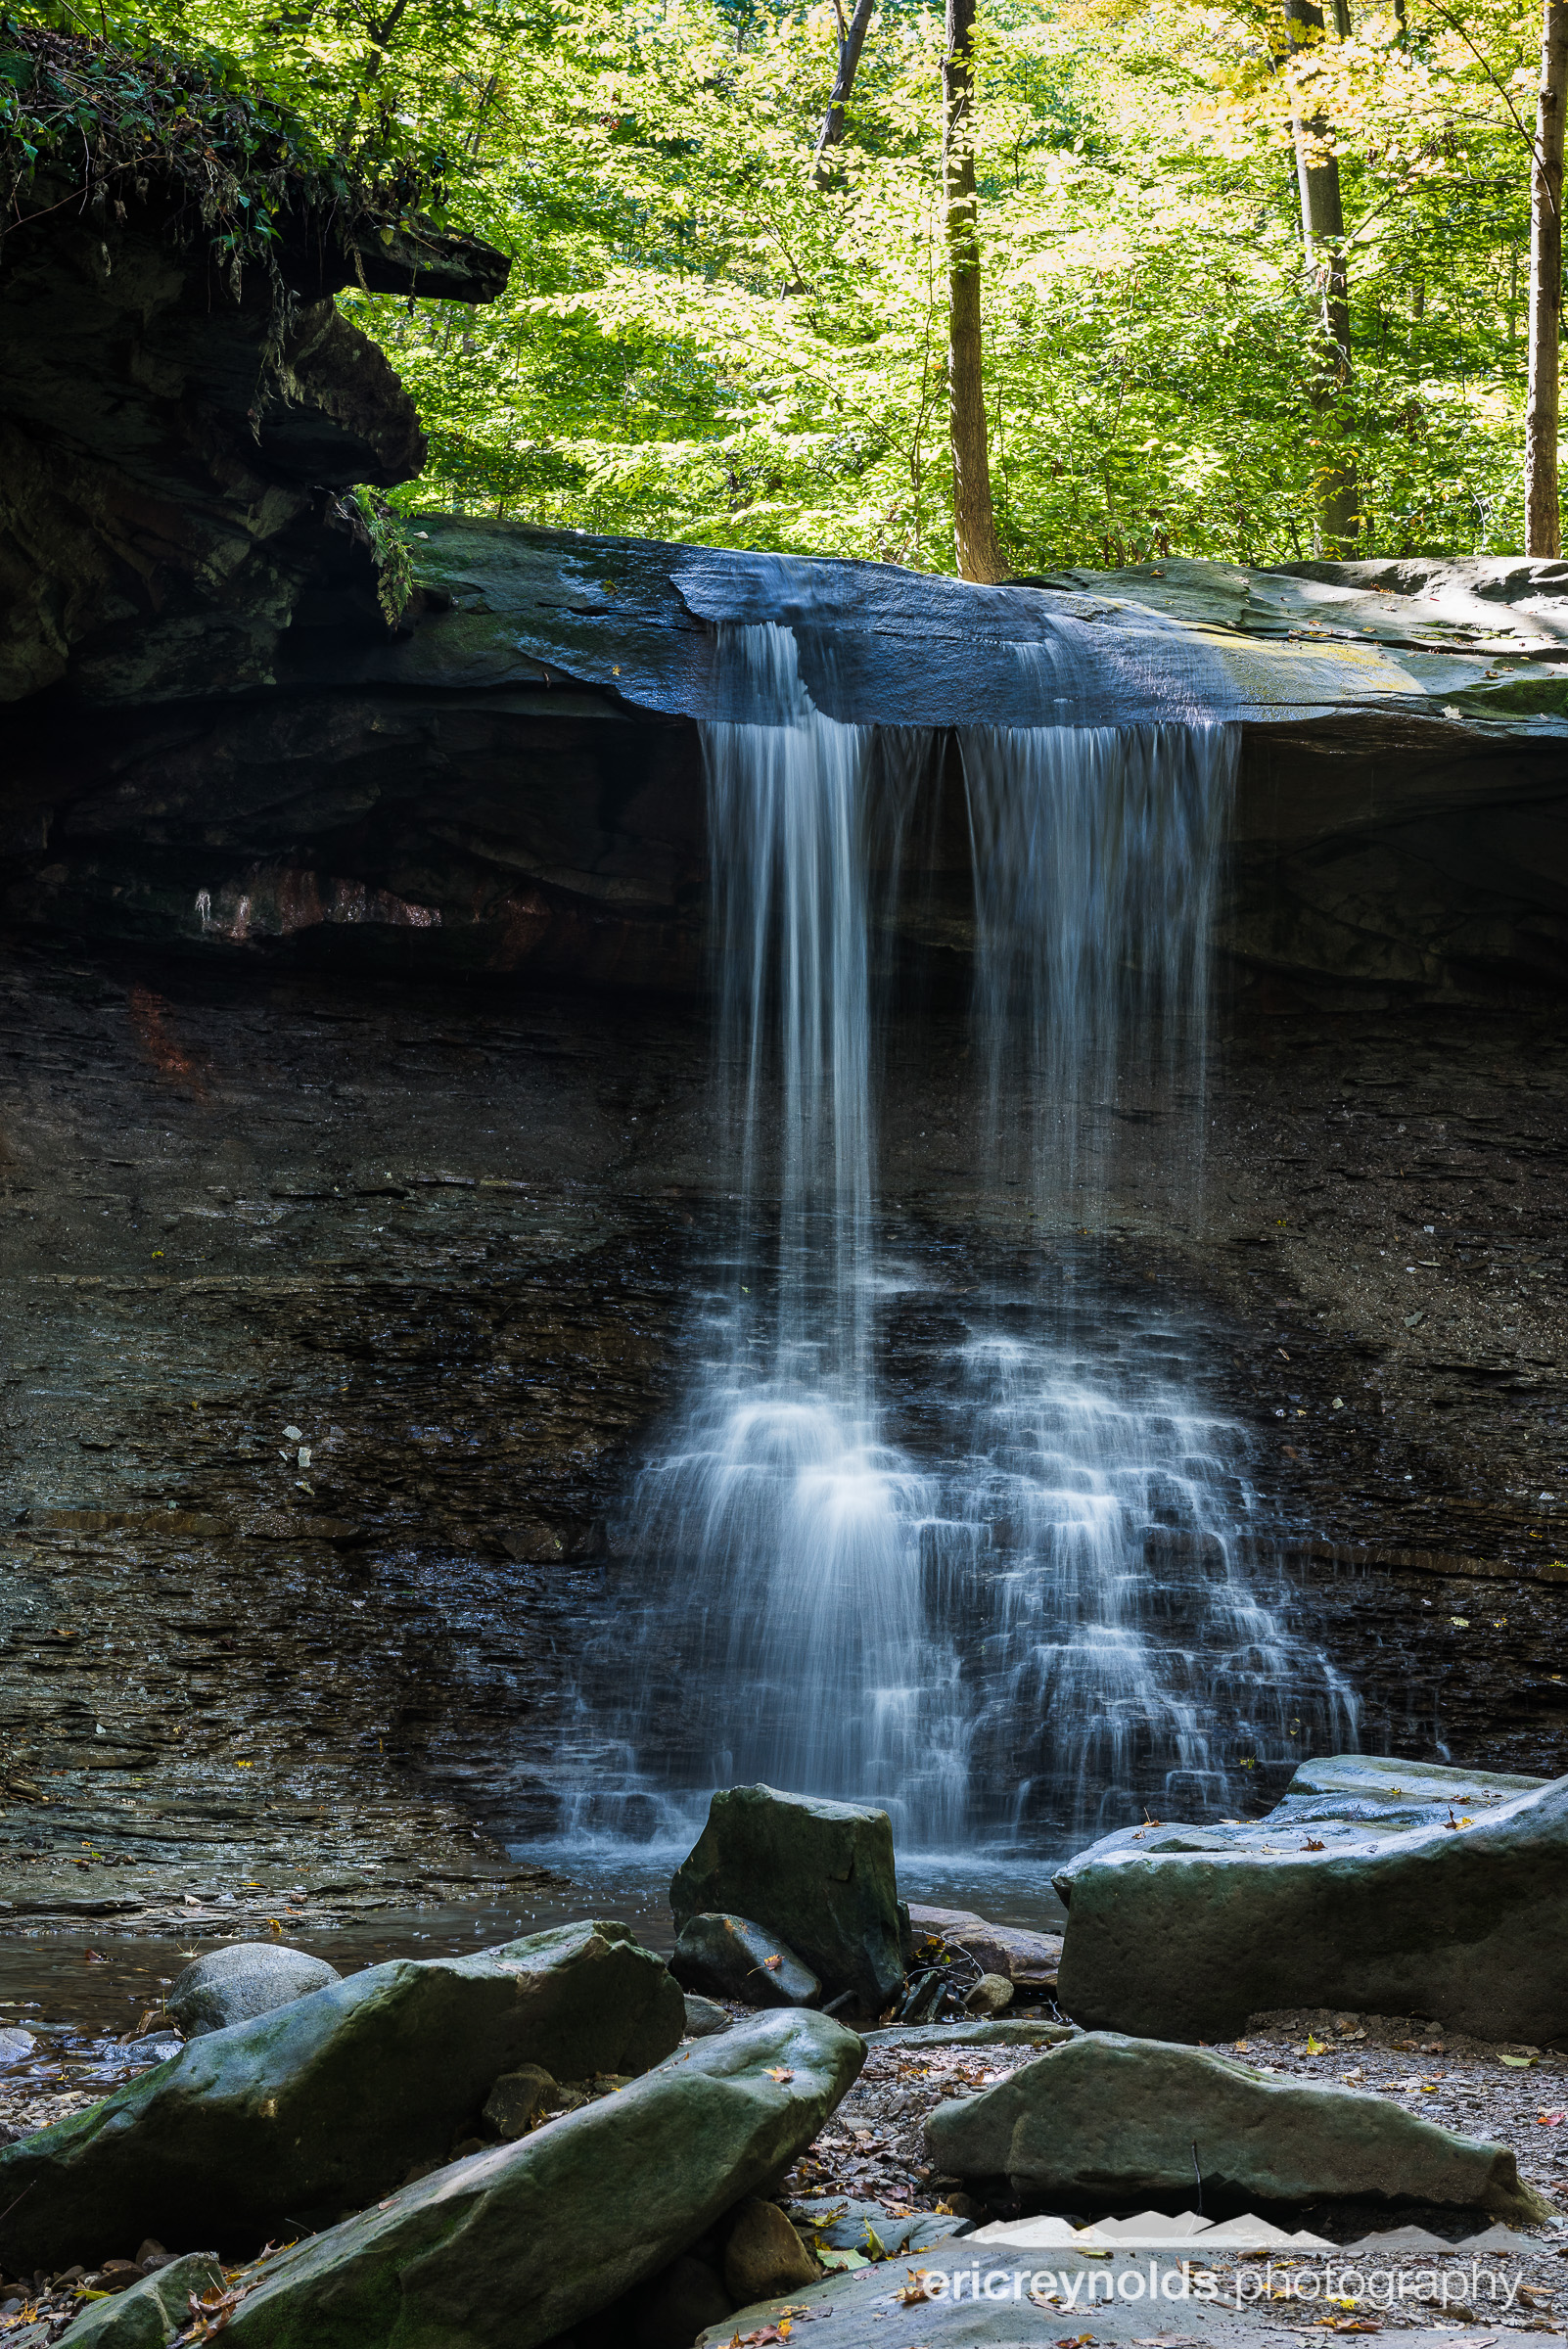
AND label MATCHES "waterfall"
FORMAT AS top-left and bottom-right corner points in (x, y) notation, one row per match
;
(548, 609), (1358, 1863)
(604, 625), (969, 1843)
